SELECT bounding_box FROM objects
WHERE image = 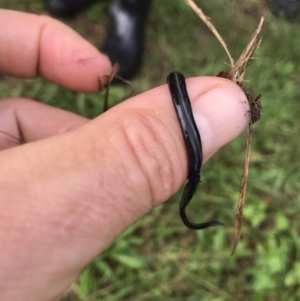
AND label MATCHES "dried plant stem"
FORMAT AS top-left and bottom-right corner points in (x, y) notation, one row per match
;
(231, 125), (252, 255)
(184, 0), (234, 68)
(102, 63), (120, 112)
(228, 17), (264, 82)
(184, 0), (264, 85)
(184, 0), (264, 255)
(101, 63), (132, 113)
